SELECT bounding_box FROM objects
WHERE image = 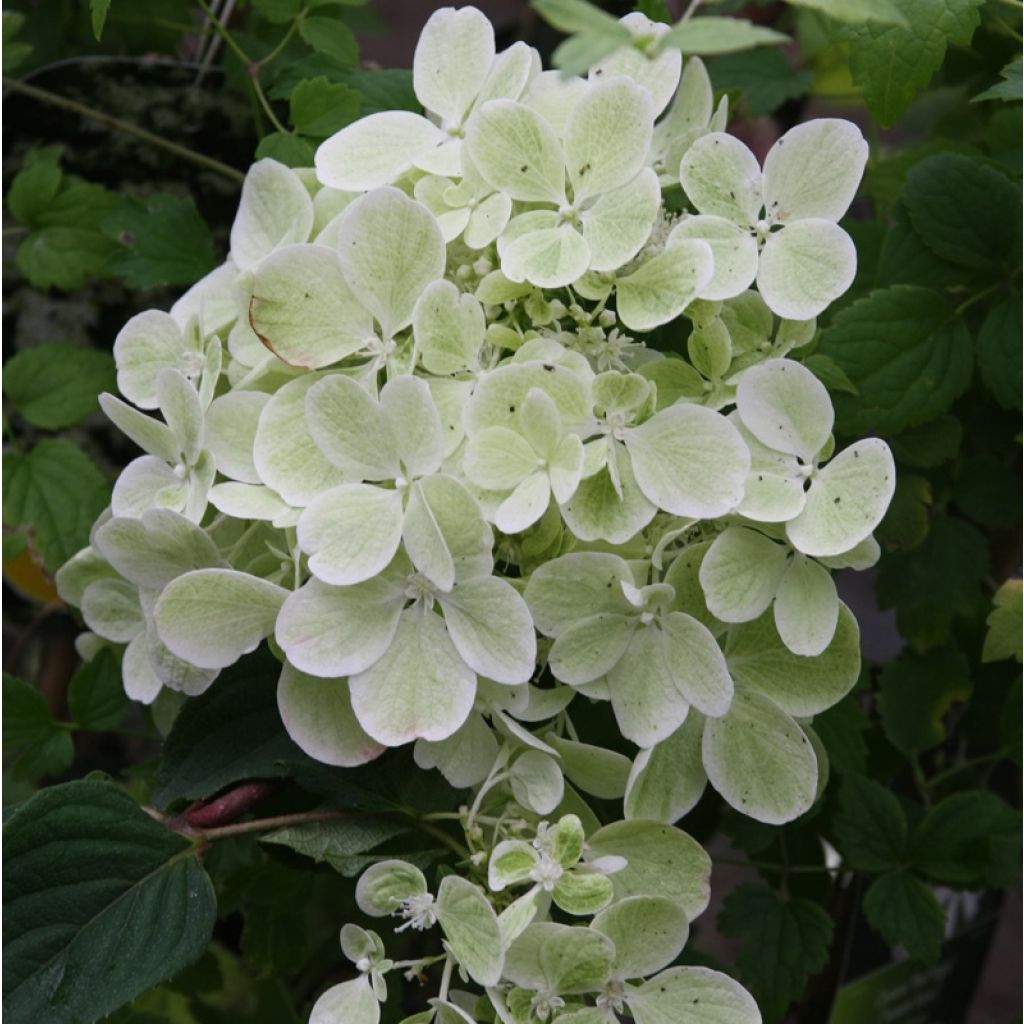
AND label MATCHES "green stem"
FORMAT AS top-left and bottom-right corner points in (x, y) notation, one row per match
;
(416, 818), (471, 859)
(955, 282), (1003, 316)
(1, 75), (244, 183)
(926, 750), (1006, 791)
(257, 11), (306, 69)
